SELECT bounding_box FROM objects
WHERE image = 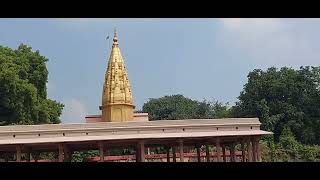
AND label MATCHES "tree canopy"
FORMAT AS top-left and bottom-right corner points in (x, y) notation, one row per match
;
(142, 94), (232, 120)
(232, 66), (320, 144)
(0, 44), (64, 125)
